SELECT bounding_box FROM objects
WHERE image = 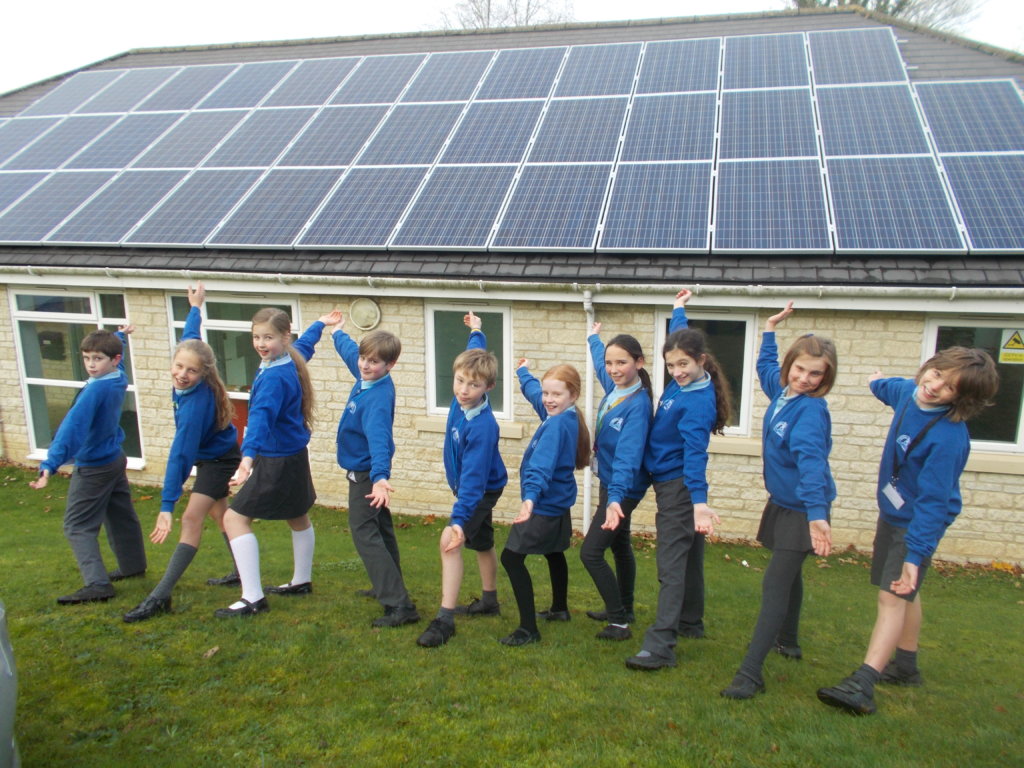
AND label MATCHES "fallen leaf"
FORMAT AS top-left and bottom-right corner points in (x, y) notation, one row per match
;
(203, 646), (220, 659)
